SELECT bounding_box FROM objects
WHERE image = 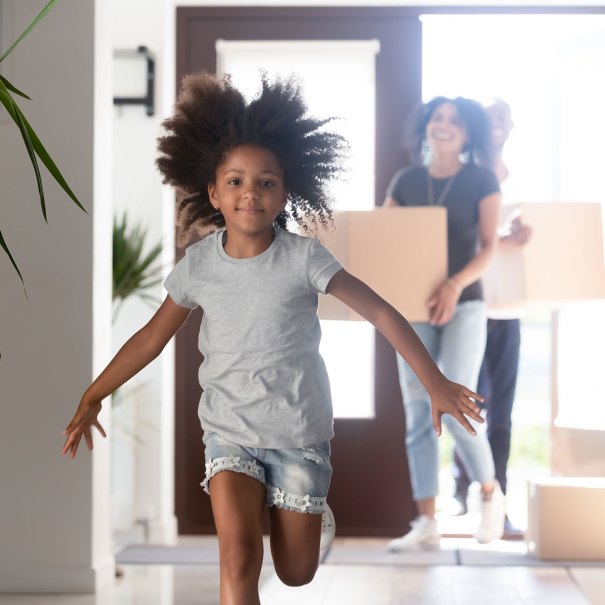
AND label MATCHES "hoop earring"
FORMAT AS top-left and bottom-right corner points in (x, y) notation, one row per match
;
(421, 139), (431, 166)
